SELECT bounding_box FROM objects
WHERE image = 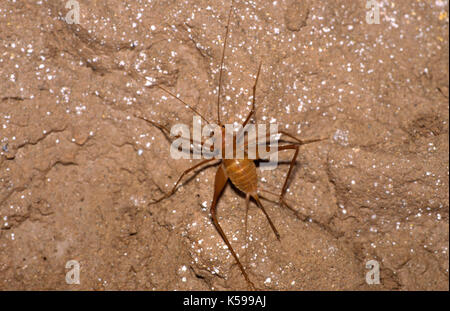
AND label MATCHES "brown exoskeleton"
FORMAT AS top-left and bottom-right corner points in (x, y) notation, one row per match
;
(136, 2), (326, 289)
